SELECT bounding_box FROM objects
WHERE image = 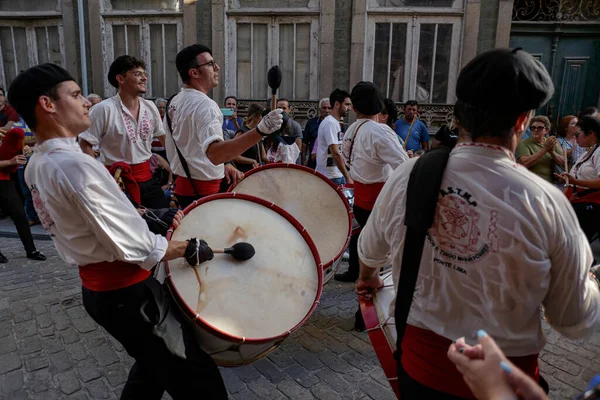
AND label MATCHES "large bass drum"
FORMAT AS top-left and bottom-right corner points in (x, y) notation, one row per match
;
(166, 193), (322, 366)
(230, 164), (352, 275)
